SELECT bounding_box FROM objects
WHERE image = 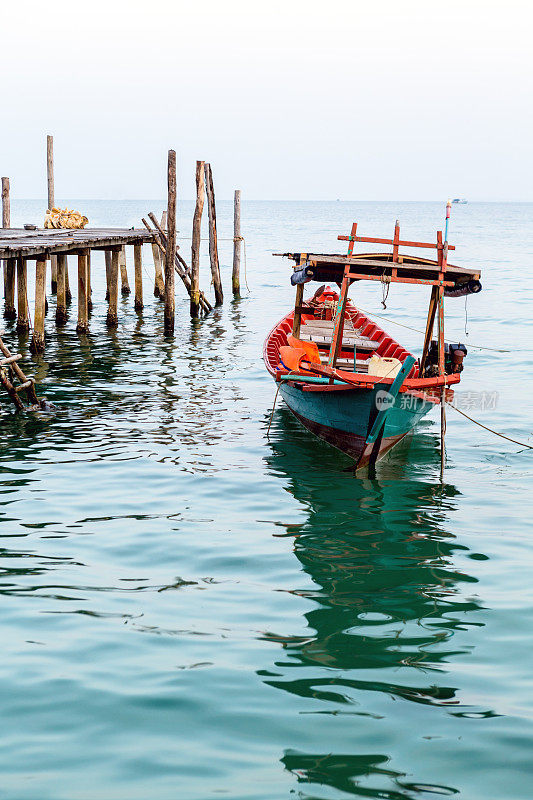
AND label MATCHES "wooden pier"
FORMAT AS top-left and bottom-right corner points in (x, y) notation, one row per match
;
(0, 227), (153, 352)
(0, 138), (245, 411)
